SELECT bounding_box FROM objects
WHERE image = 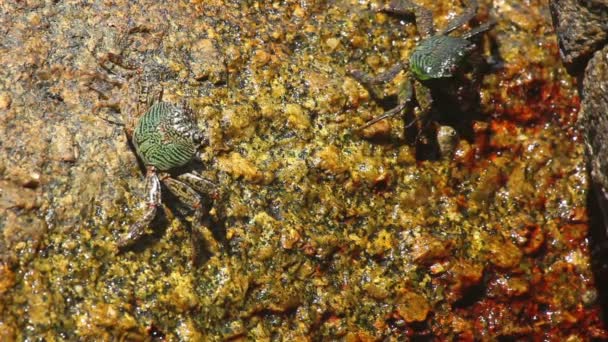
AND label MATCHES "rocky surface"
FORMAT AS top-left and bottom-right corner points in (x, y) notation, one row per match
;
(551, 0), (608, 330)
(0, 0), (605, 340)
(581, 46), (608, 221)
(549, 0), (608, 72)
(551, 0), (608, 238)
